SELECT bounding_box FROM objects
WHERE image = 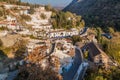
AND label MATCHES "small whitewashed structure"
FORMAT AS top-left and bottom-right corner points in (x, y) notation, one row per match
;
(0, 21), (8, 27)
(6, 15), (21, 30)
(4, 4), (30, 10)
(0, 31), (8, 37)
(87, 33), (97, 43)
(33, 30), (46, 38)
(34, 6), (45, 12)
(17, 29), (32, 36)
(20, 9), (29, 15)
(26, 40), (45, 53)
(27, 42), (37, 53)
(32, 24), (52, 31)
